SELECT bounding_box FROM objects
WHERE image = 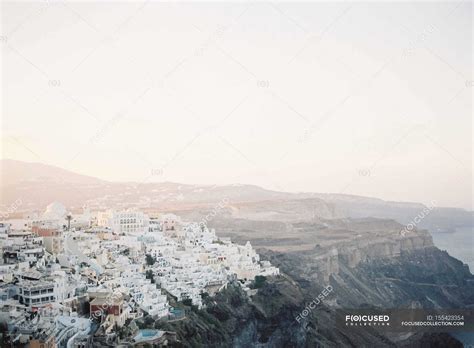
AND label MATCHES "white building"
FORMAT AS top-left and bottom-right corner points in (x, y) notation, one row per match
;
(98, 210), (149, 235)
(17, 275), (75, 309)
